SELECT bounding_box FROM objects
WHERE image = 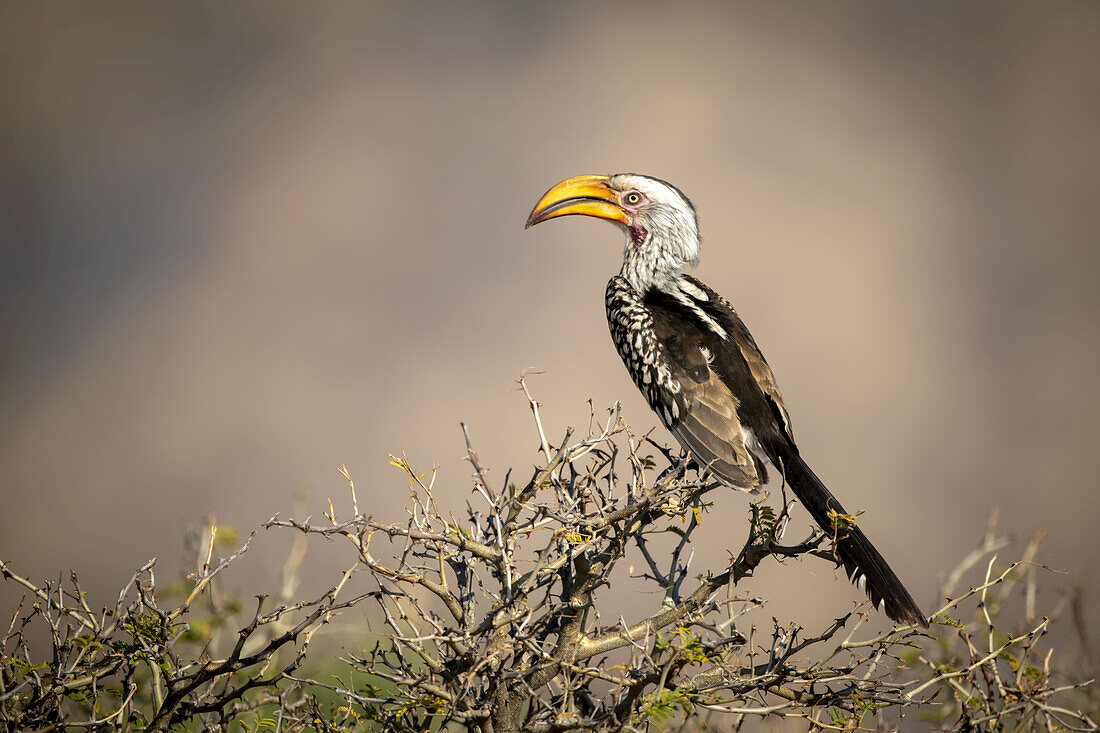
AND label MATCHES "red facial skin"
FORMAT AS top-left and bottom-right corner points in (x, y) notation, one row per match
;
(619, 189), (649, 247)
